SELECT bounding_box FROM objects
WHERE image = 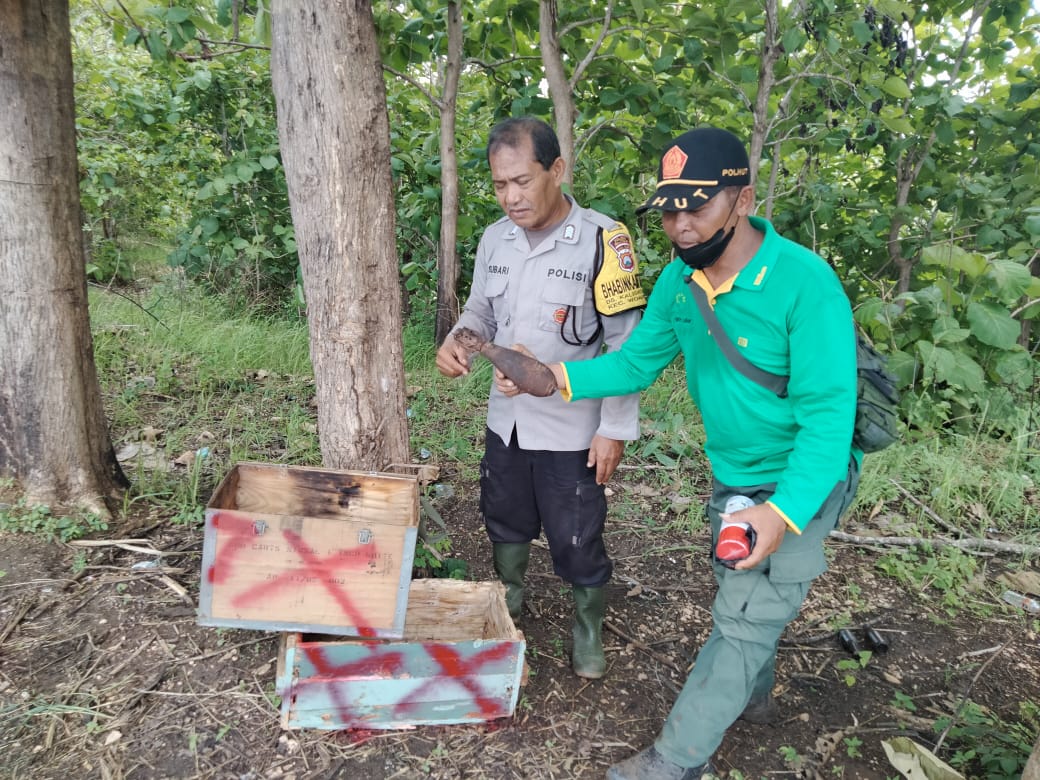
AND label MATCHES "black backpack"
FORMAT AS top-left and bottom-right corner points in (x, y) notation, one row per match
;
(849, 332), (901, 452)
